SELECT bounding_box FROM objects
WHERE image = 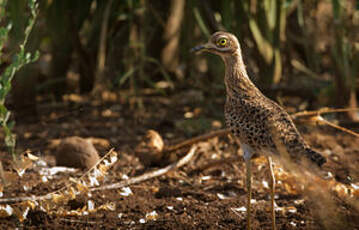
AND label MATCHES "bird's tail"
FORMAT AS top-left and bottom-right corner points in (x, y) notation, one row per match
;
(304, 147), (326, 167)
